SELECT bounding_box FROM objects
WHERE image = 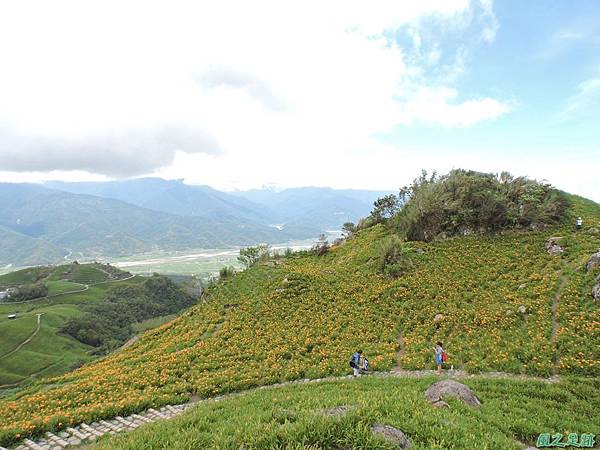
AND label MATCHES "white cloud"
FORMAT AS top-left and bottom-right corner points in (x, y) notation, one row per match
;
(396, 86), (510, 127)
(0, 0), (507, 182)
(557, 76), (600, 121)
